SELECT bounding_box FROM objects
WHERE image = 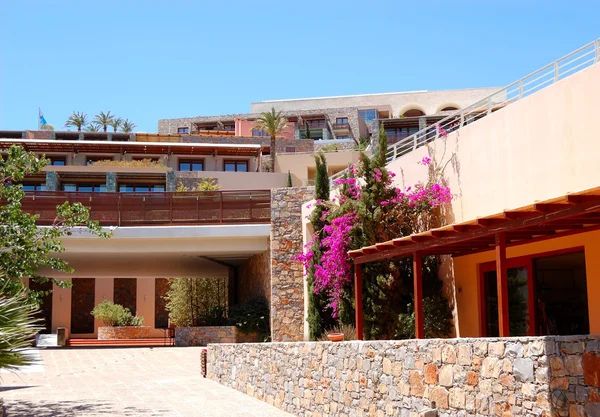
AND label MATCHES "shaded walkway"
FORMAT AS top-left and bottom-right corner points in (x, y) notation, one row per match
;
(1, 347), (292, 417)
